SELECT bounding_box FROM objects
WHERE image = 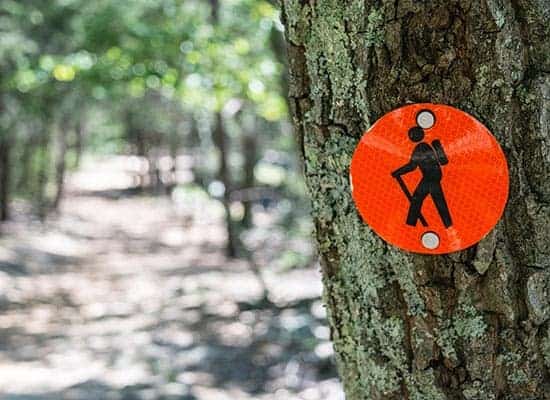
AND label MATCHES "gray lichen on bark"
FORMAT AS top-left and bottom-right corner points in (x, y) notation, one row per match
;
(280, 0), (550, 398)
